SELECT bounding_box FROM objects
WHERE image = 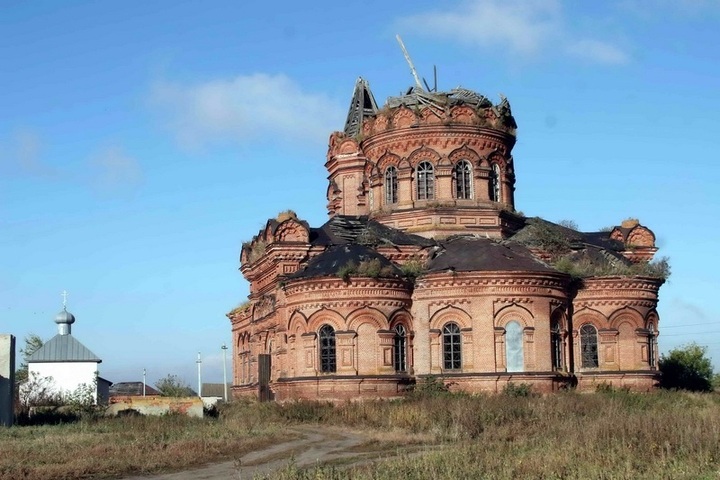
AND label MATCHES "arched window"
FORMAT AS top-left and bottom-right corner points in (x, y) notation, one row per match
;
(489, 163), (501, 202)
(442, 322), (462, 370)
(385, 166), (398, 204)
(648, 323), (656, 369)
(505, 321), (524, 372)
(454, 160), (473, 199)
(393, 324), (407, 372)
(580, 324), (599, 368)
(319, 324), (336, 373)
(416, 162), (435, 200)
(551, 319), (563, 371)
